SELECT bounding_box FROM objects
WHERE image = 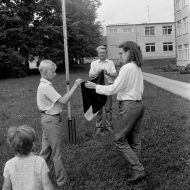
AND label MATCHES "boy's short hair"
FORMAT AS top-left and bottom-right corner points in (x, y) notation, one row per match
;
(96, 45), (107, 52)
(38, 59), (56, 74)
(7, 125), (36, 156)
